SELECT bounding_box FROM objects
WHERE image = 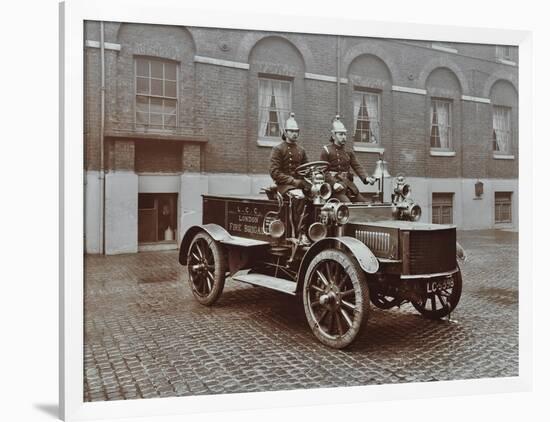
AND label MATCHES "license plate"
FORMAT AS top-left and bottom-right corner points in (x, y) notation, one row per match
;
(426, 277), (454, 294)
